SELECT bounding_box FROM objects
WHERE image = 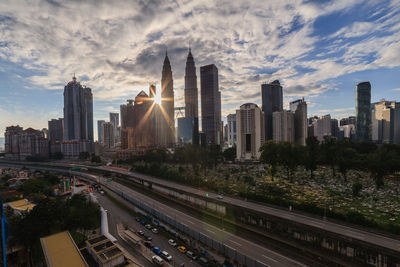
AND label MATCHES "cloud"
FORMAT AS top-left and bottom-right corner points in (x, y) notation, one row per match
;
(0, 0), (399, 130)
